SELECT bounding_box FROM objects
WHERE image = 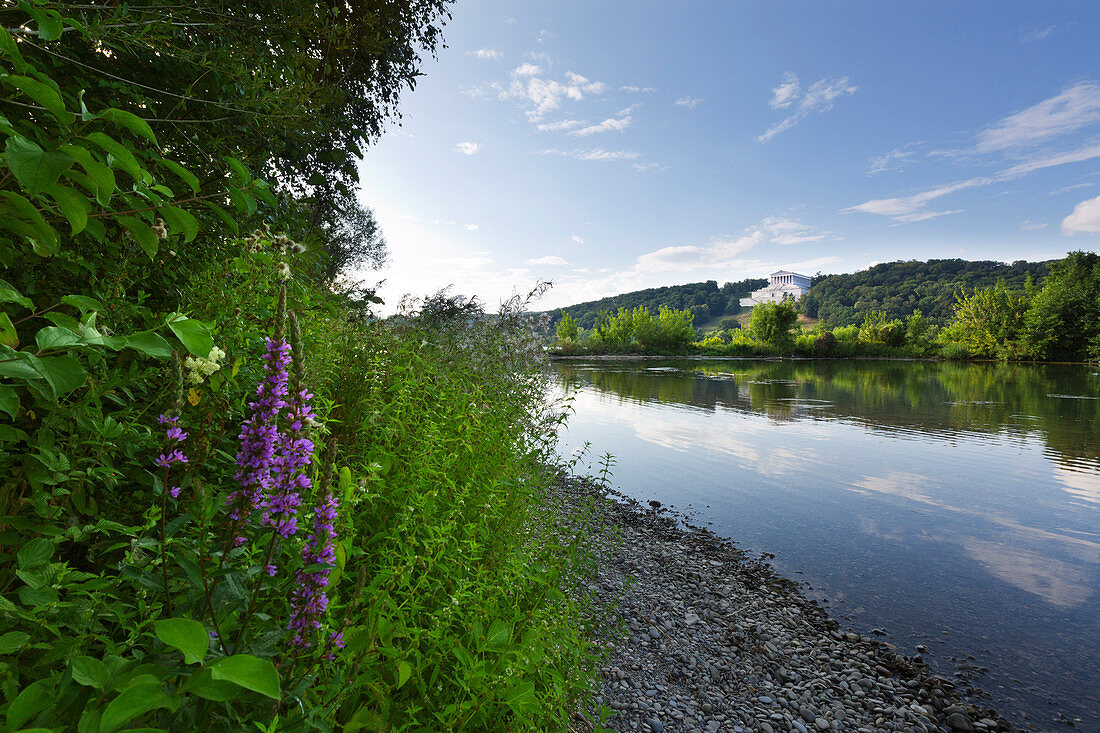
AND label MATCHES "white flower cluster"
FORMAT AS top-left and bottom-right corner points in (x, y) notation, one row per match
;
(184, 345), (226, 384)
